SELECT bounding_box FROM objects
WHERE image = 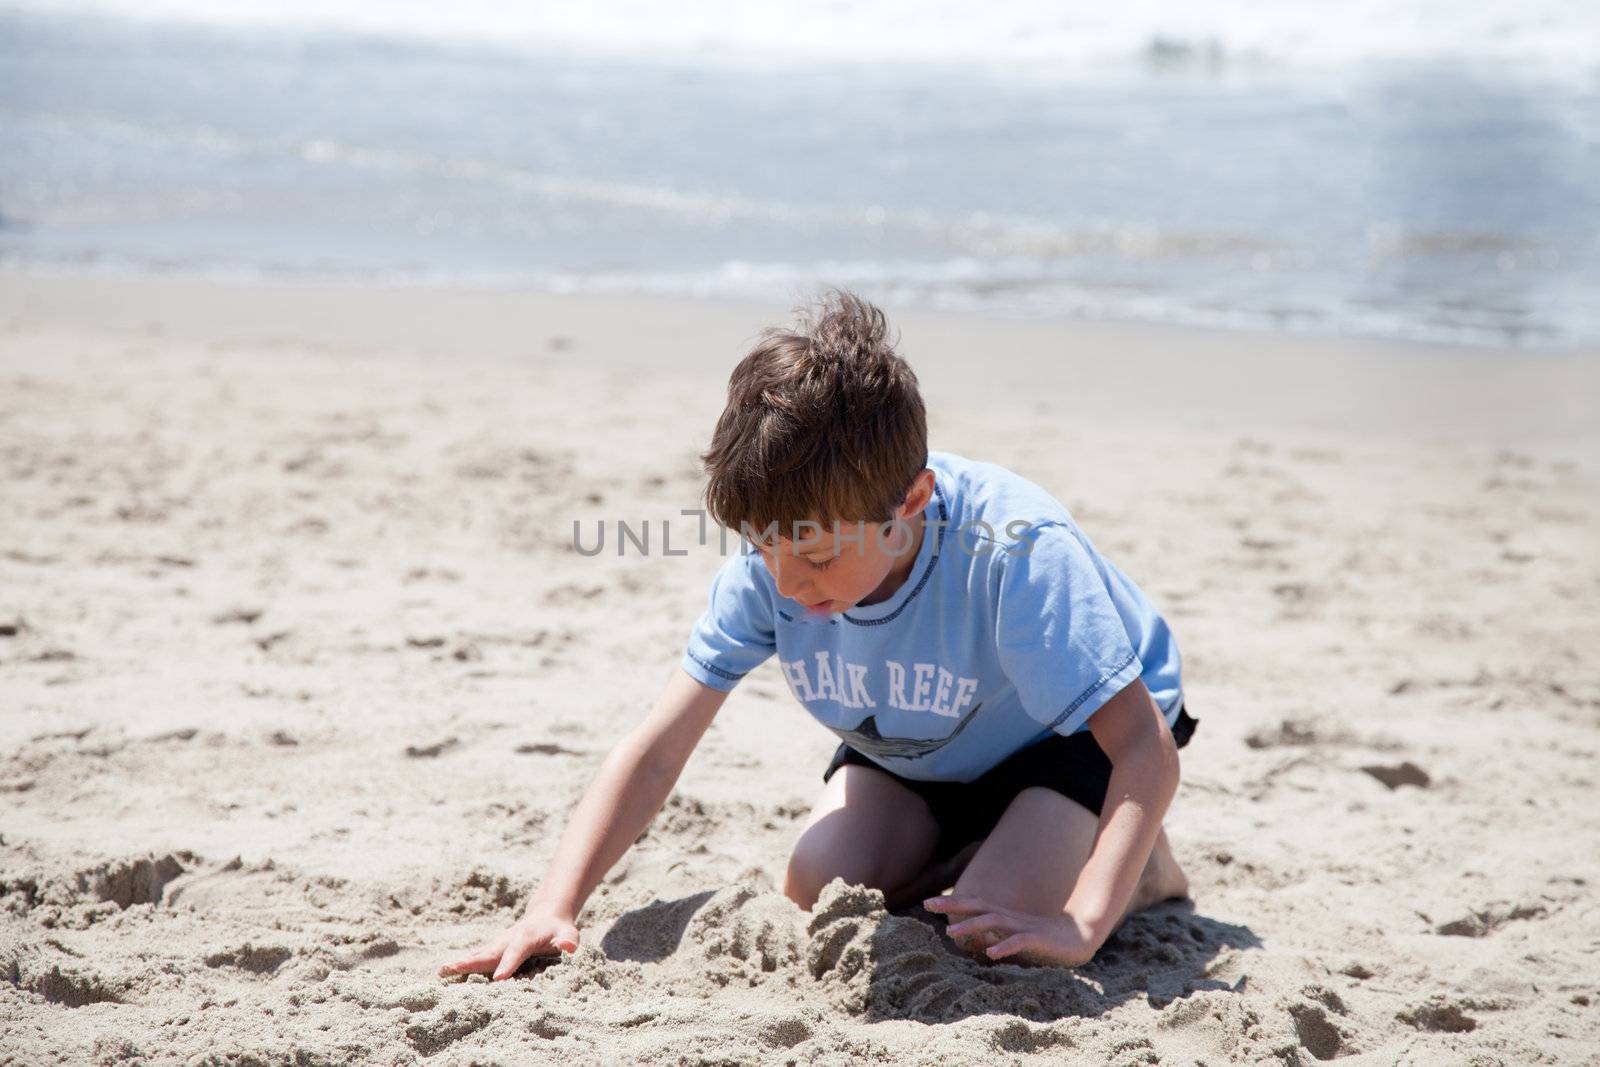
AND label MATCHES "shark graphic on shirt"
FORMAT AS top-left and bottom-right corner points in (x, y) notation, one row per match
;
(829, 701), (985, 762)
